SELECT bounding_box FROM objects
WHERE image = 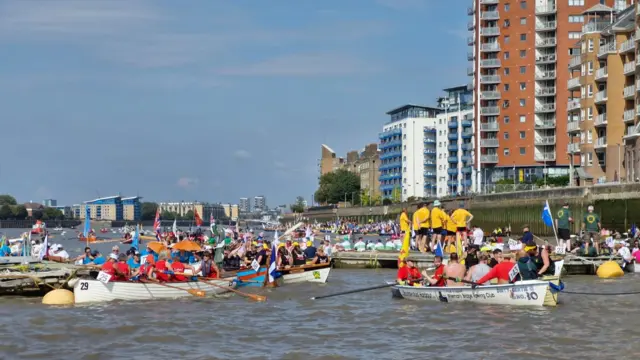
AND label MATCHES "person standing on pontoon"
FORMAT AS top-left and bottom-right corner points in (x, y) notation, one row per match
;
(556, 202), (573, 252)
(582, 205), (601, 256)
